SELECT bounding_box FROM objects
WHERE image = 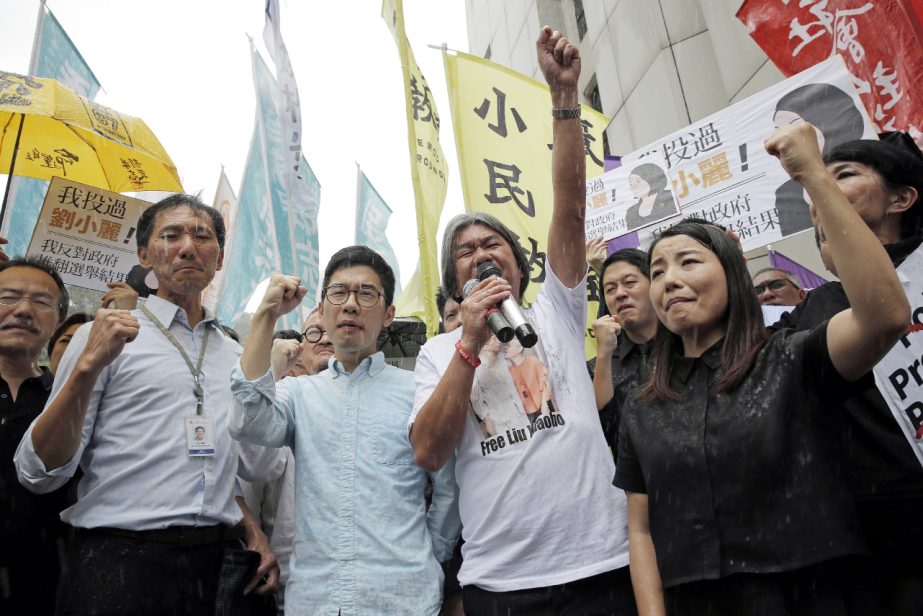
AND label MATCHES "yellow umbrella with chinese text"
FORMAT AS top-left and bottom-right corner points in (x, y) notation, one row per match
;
(0, 70), (183, 226)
